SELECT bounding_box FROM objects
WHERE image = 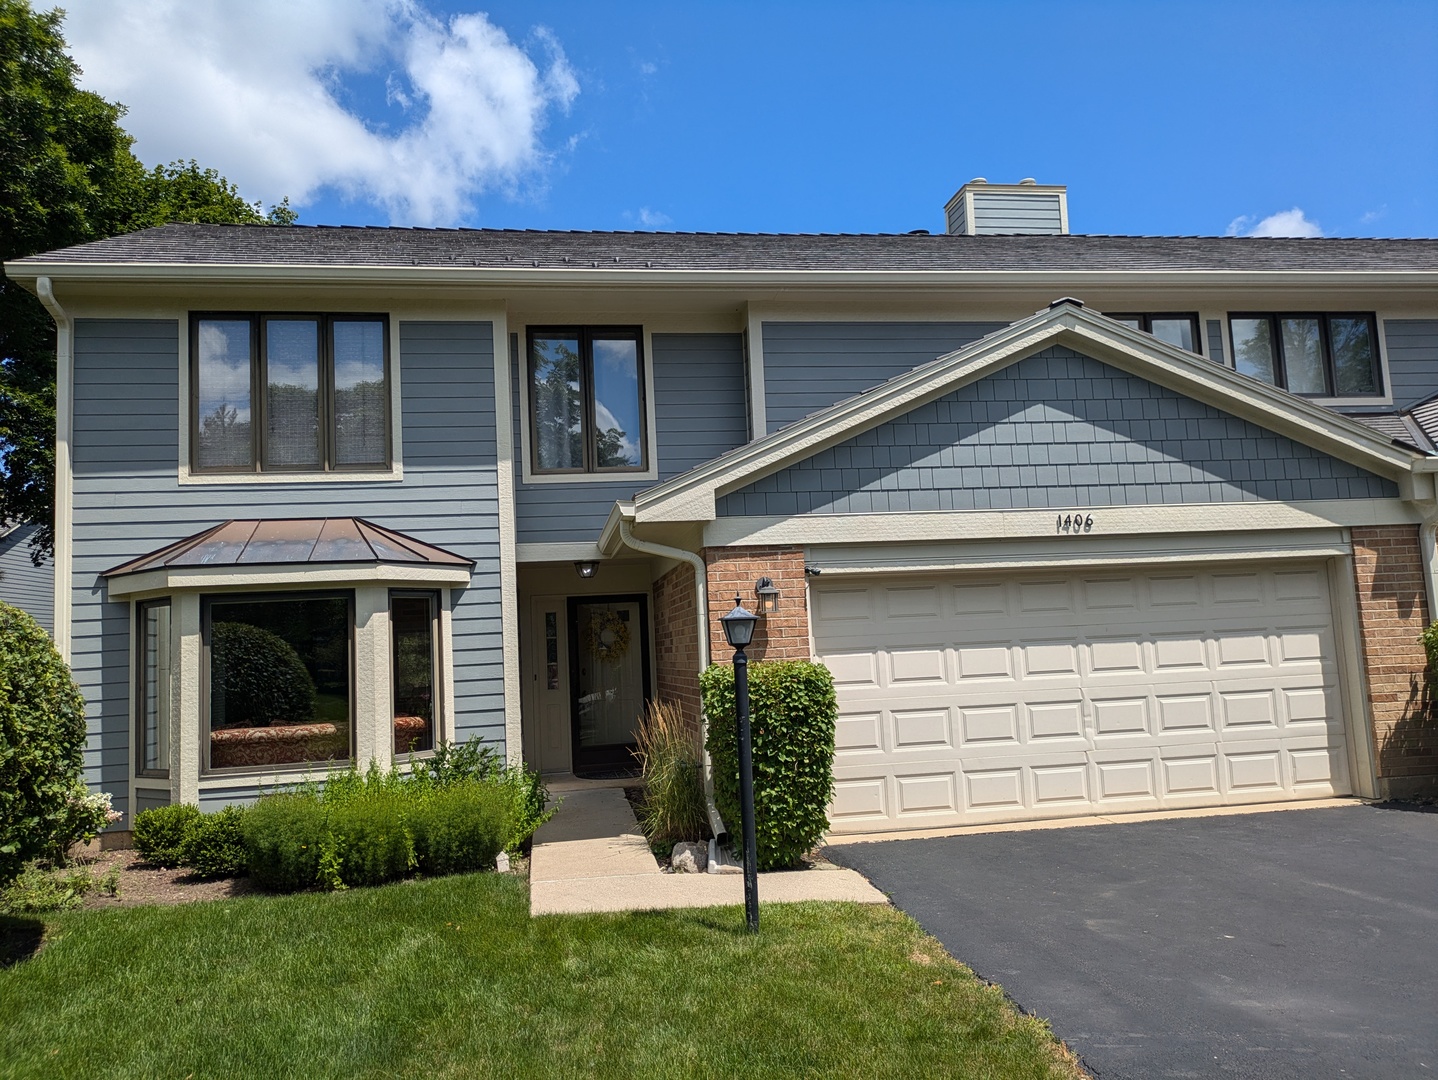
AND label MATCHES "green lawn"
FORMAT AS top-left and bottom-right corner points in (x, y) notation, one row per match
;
(0, 874), (1079, 1079)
